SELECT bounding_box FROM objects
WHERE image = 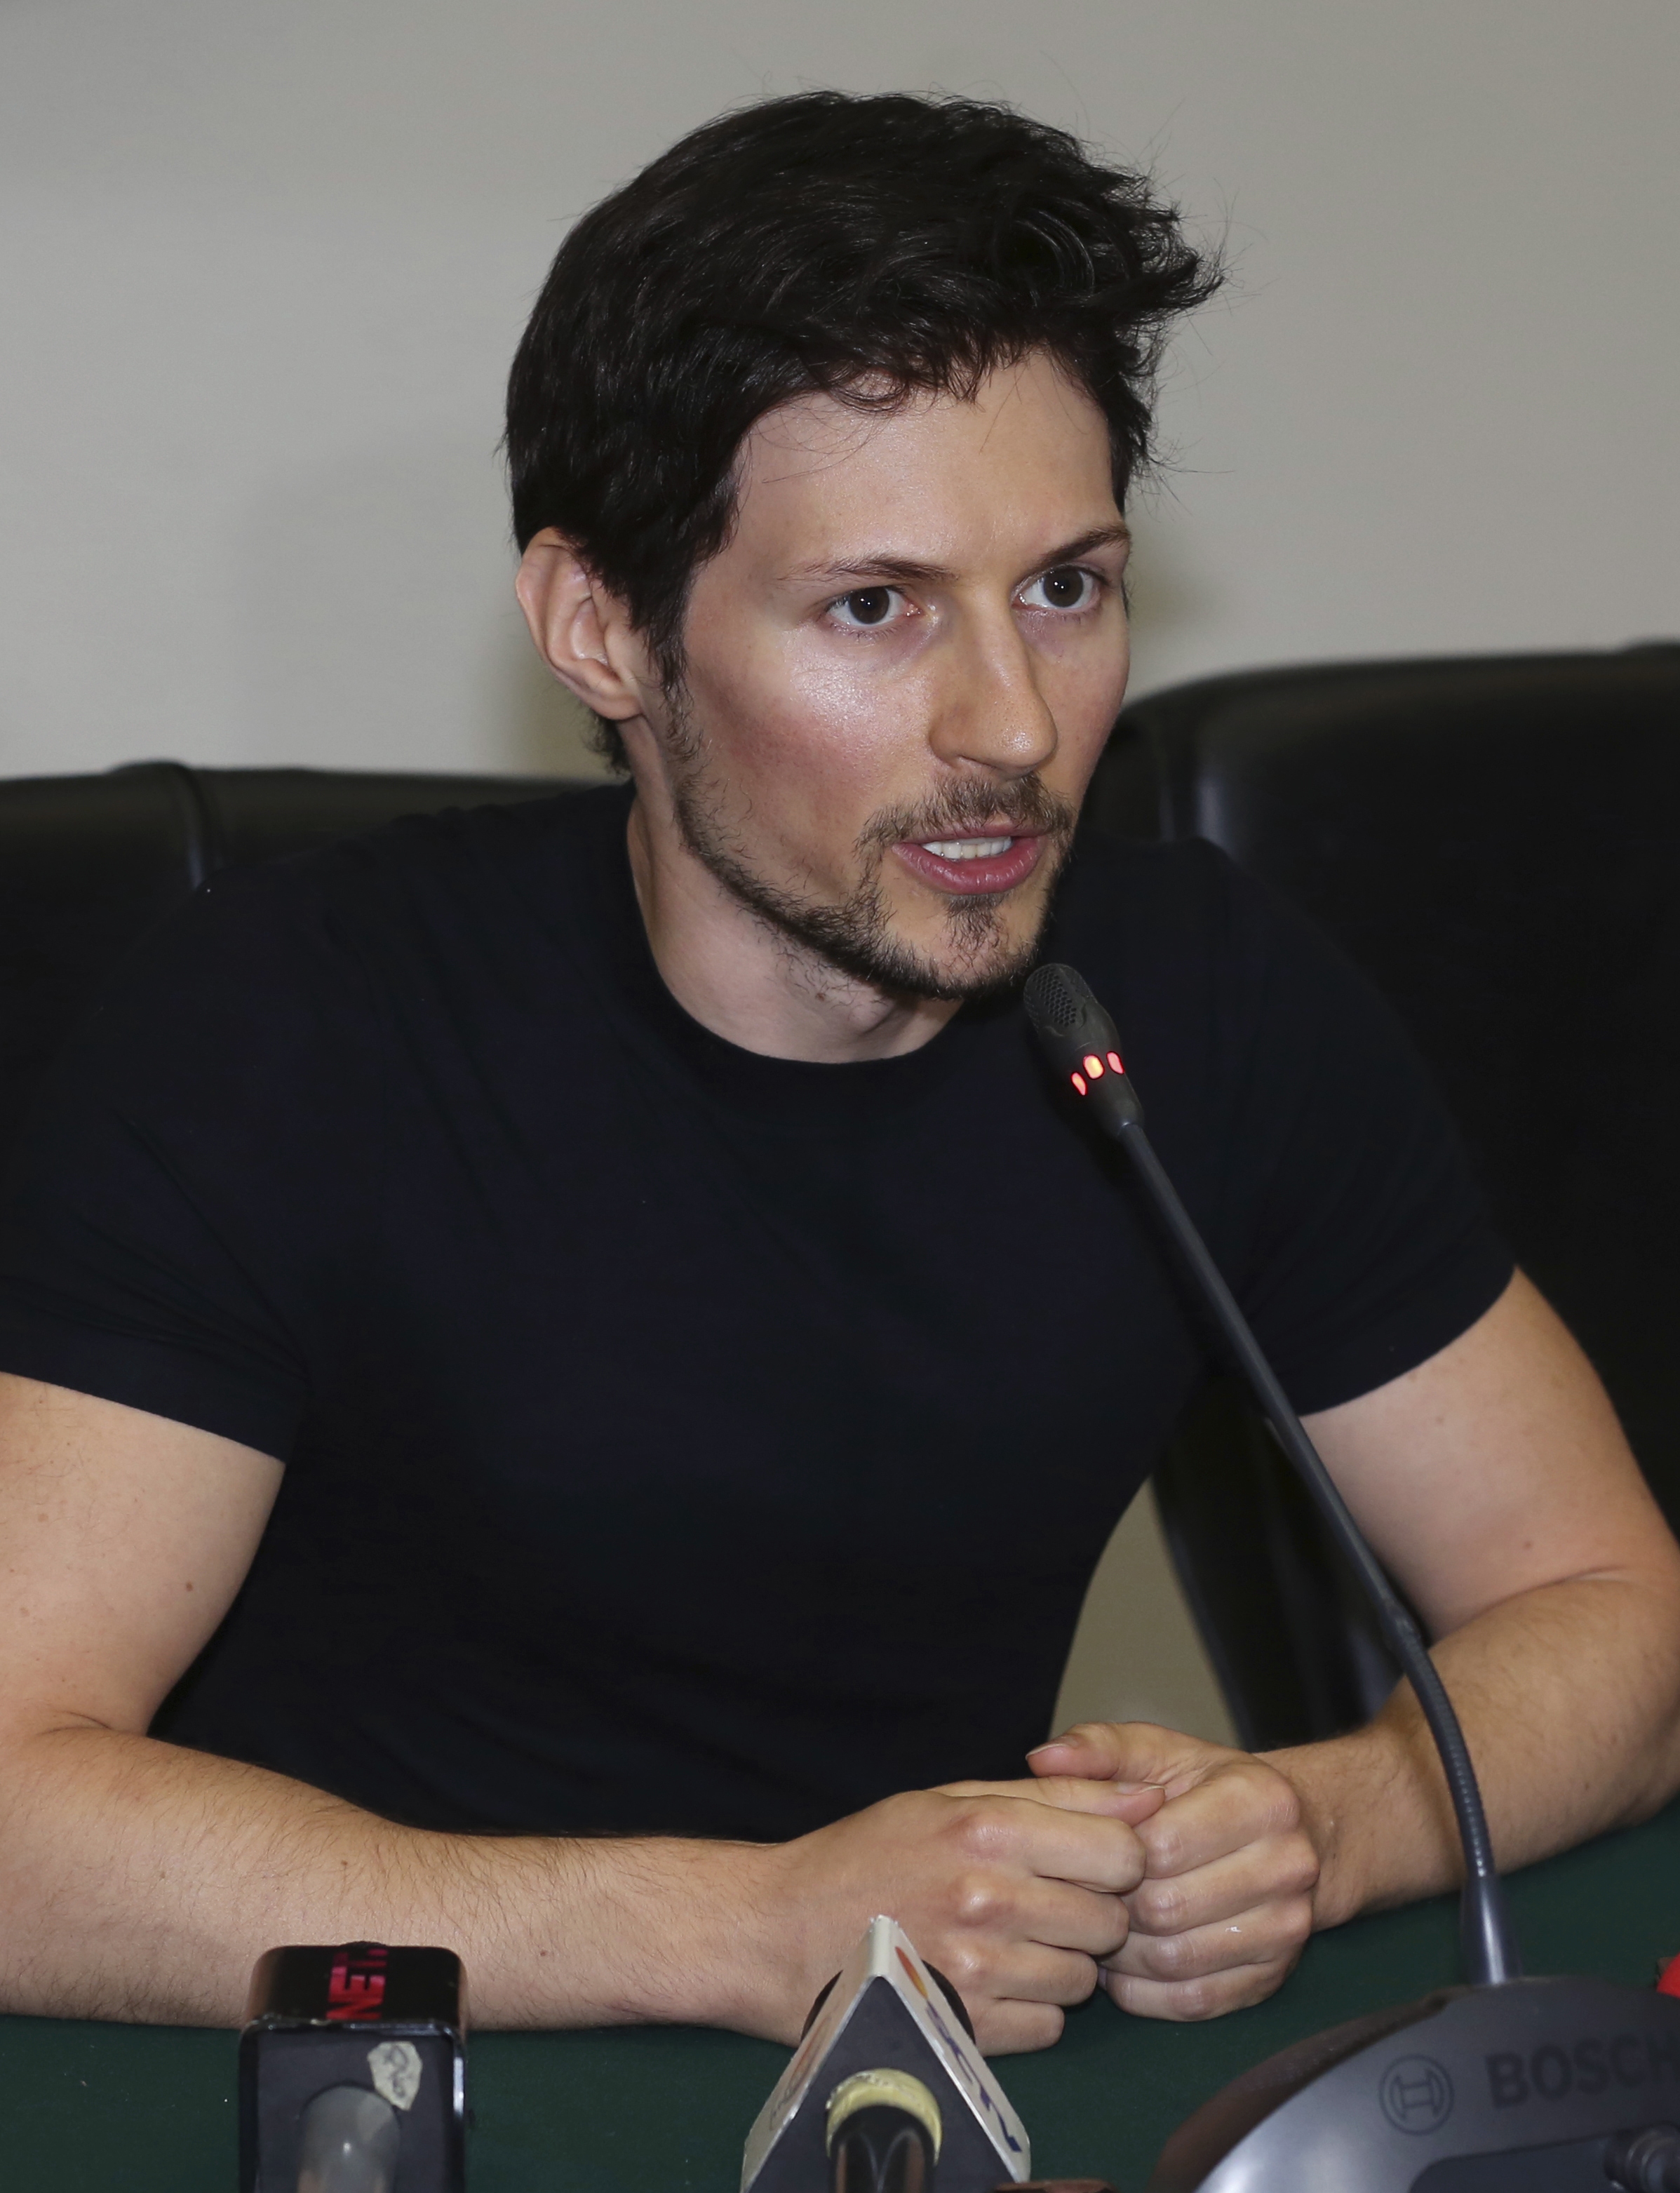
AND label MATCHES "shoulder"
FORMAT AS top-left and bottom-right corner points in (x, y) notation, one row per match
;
(1054, 826), (1332, 955)
(28, 785), (621, 1139)
(1040, 825), (1432, 1177)
(191, 779), (620, 940)
(1047, 828), (1298, 1025)
(84, 783), (624, 1024)
(1049, 826), (1371, 1024)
